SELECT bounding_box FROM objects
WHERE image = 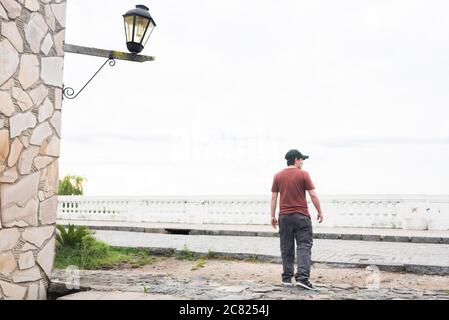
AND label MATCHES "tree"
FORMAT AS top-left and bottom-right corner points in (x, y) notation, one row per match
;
(58, 175), (86, 195)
